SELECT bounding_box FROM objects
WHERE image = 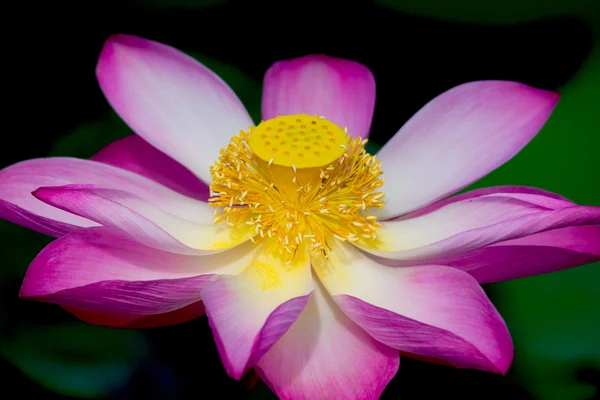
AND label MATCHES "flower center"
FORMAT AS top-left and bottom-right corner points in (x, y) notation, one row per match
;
(209, 114), (385, 260)
(247, 114), (349, 168)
